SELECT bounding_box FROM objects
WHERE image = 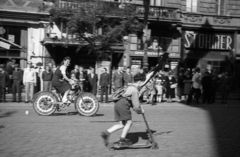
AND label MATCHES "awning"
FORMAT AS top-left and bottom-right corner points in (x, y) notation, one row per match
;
(0, 37), (22, 49)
